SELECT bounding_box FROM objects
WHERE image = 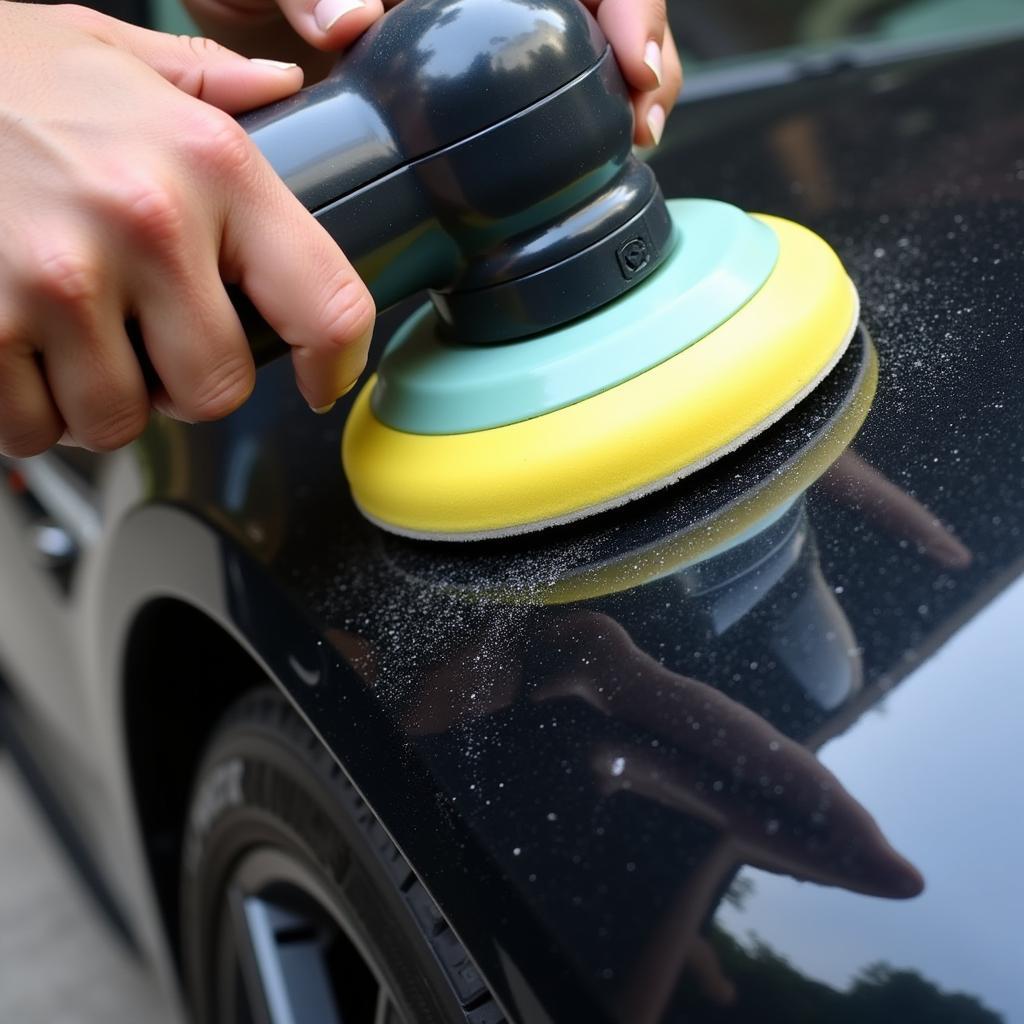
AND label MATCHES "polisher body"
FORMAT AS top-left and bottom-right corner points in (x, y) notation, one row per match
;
(344, 202), (860, 540)
(230, 0), (862, 540)
(240, 0), (672, 347)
